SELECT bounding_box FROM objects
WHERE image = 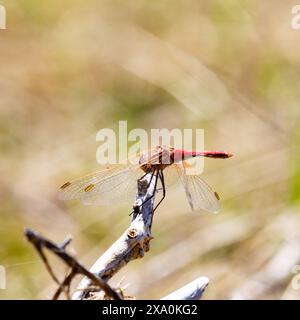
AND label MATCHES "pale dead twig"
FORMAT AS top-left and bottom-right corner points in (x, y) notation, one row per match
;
(161, 277), (209, 300)
(72, 173), (157, 299)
